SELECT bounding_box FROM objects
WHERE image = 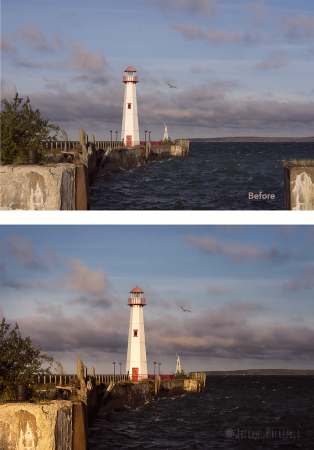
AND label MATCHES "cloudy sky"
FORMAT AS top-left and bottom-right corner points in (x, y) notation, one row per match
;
(1, 0), (314, 140)
(1, 225), (313, 375)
